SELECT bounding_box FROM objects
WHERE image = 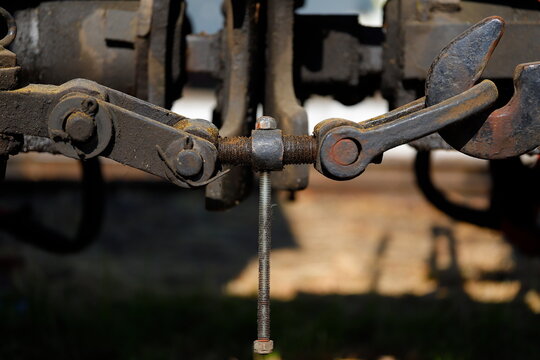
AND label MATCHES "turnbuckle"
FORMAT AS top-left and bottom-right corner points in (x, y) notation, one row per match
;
(218, 80), (498, 181)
